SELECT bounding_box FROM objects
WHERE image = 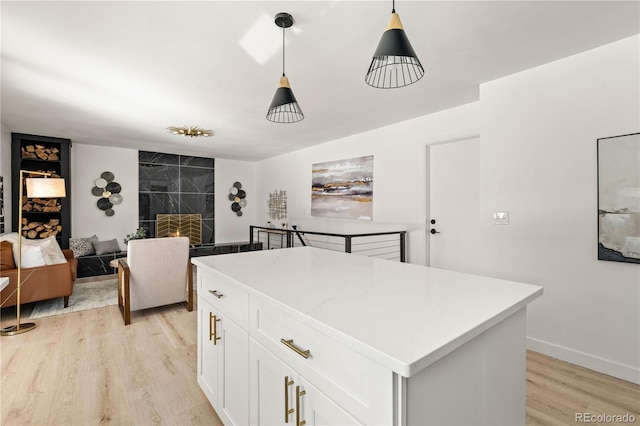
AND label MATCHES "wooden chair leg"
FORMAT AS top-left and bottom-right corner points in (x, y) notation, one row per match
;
(63, 295), (69, 308)
(186, 262), (194, 312)
(117, 259), (131, 325)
